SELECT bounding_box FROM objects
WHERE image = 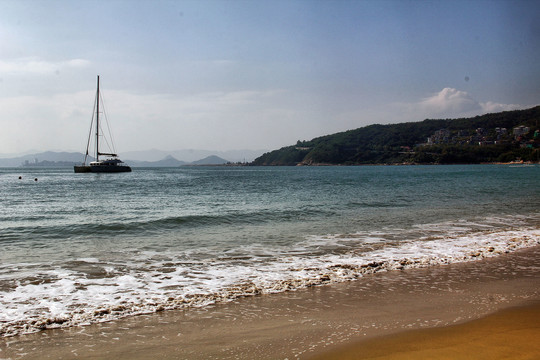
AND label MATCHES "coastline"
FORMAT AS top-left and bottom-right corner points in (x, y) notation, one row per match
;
(309, 302), (540, 360)
(1, 245), (539, 359)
